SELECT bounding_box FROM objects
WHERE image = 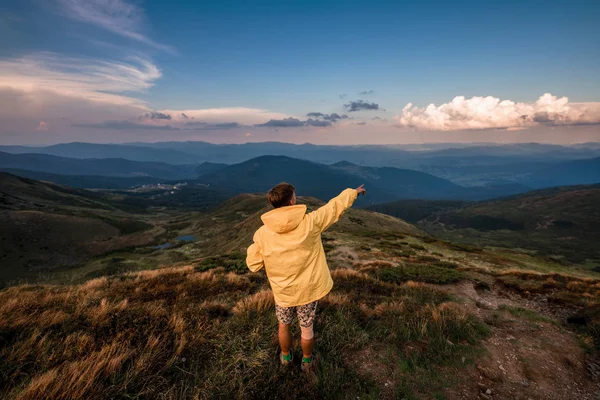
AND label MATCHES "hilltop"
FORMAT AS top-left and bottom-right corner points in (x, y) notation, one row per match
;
(2, 175), (600, 399)
(2, 200), (600, 399)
